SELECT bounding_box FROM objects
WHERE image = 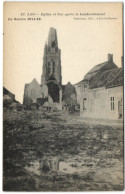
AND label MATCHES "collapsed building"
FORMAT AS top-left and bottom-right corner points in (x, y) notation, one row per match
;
(3, 87), (15, 101)
(3, 87), (22, 111)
